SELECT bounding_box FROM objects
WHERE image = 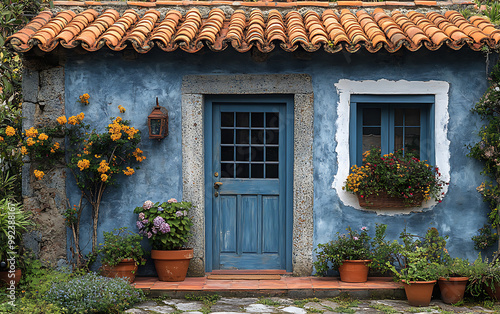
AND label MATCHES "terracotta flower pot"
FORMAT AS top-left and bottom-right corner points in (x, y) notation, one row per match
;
(438, 277), (469, 304)
(101, 258), (138, 283)
(485, 282), (500, 300)
(338, 260), (370, 283)
(151, 249), (193, 282)
(403, 280), (436, 306)
(0, 268), (21, 286)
